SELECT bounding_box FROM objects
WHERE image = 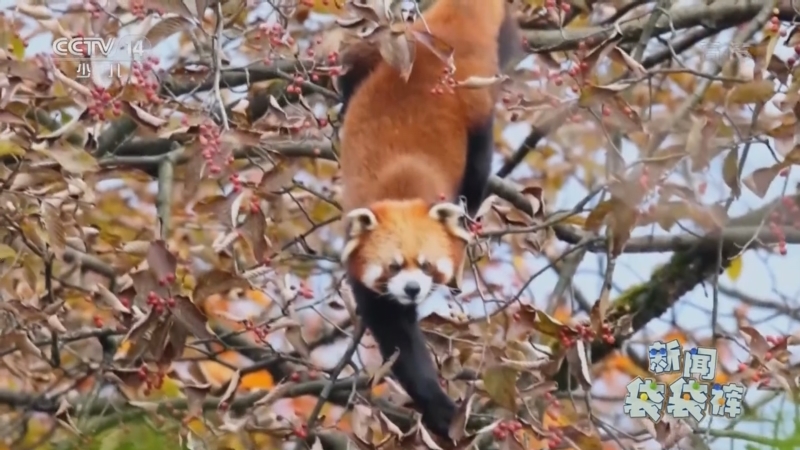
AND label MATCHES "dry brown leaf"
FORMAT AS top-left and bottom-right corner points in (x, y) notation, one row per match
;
(3, 331), (43, 358)
(146, 240), (177, 284)
(218, 369), (241, 407)
(743, 164), (782, 198)
(47, 315), (68, 333)
(274, 318), (310, 358)
(238, 209), (270, 261)
(193, 269), (249, 303)
(121, 101), (168, 131)
(169, 296), (217, 341)
(410, 29), (453, 70)
(481, 365), (518, 412)
(725, 79), (775, 106)
(378, 30), (415, 81)
(740, 326), (770, 361)
(370, 348), (399, 388)
(41, 201), (66, 259)
(145, 16), (194, 46)
(31, 142), (99, 174)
